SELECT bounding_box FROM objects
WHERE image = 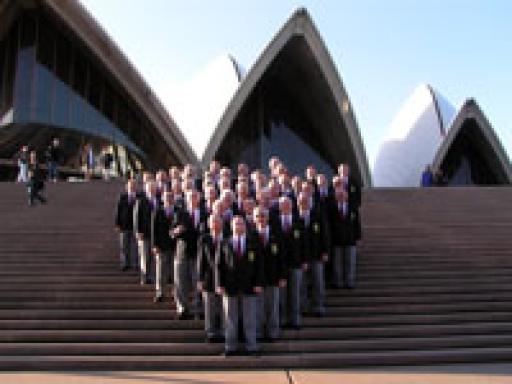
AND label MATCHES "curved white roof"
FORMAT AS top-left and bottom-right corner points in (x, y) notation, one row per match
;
(432, 98), (512, 183)
(372, 84), (456, 187)
(165, 54), (243, 159)
(201, 8), (372, 186)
